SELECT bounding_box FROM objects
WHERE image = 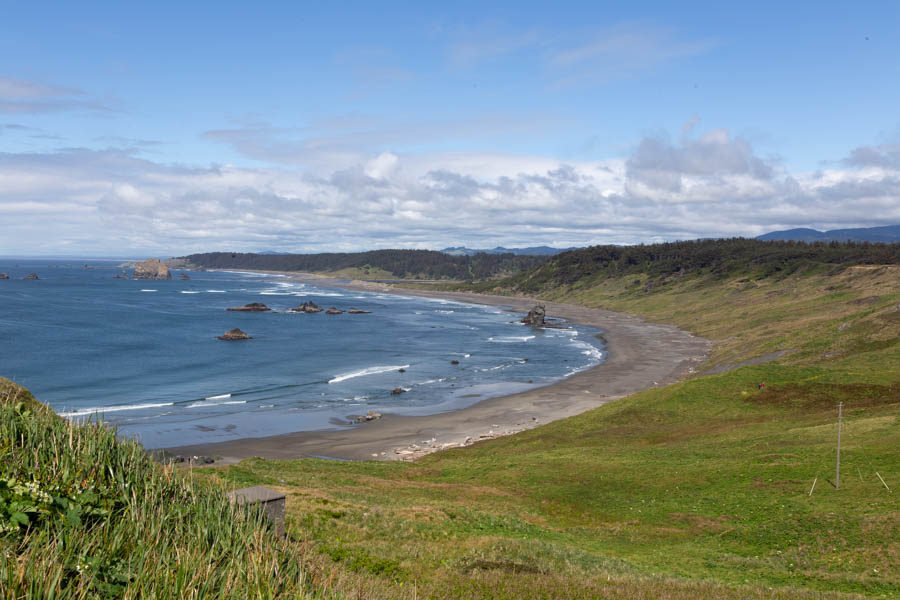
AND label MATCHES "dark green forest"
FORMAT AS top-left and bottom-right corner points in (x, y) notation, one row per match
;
(468, 238), (900, 293)
(181, 249), (547, 280)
